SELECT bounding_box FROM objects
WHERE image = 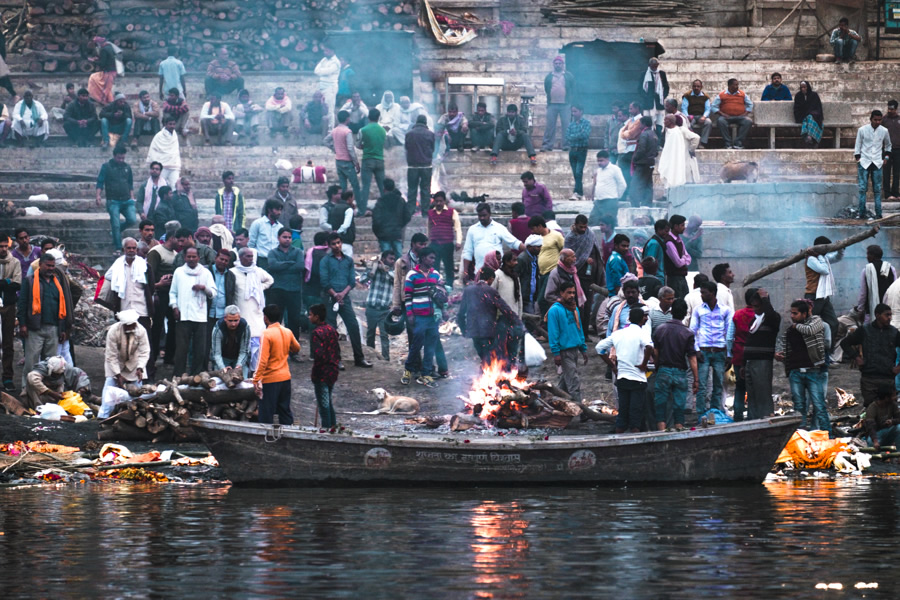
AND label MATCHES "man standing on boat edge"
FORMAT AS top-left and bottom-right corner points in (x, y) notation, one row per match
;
(253, 304), (300, 425)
